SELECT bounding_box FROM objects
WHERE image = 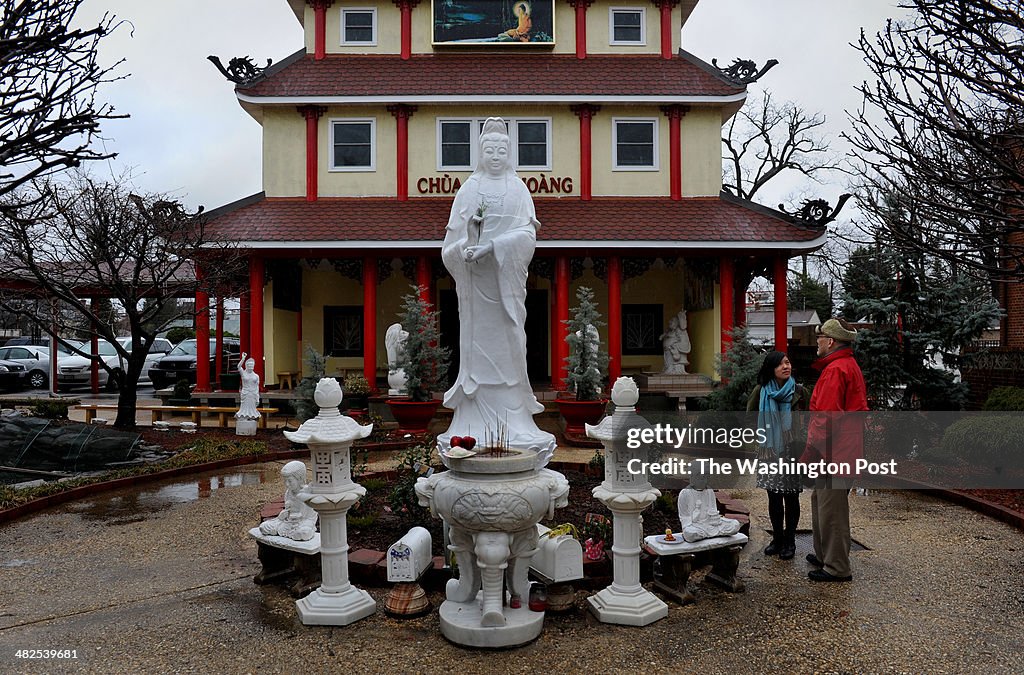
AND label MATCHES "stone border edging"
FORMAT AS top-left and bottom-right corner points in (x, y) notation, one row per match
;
(866, 475), (1024, 532)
